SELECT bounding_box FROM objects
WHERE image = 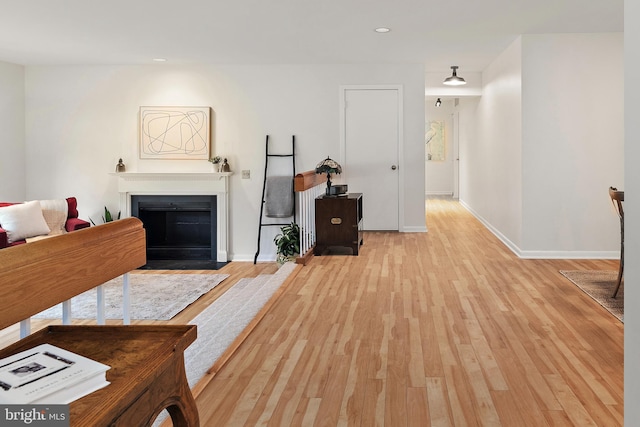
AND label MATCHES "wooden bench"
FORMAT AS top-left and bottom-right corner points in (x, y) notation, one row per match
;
(0, 217), (199, 426)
